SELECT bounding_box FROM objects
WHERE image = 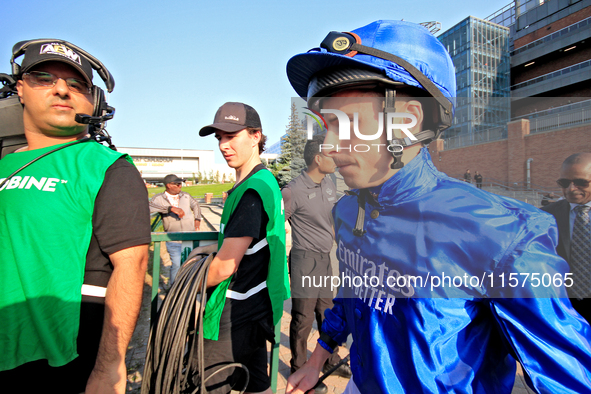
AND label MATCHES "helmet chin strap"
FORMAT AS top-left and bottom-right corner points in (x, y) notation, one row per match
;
(384, 88), (404, 170)
(346, 41), (452, 169)
(384, 87), (439, 169)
